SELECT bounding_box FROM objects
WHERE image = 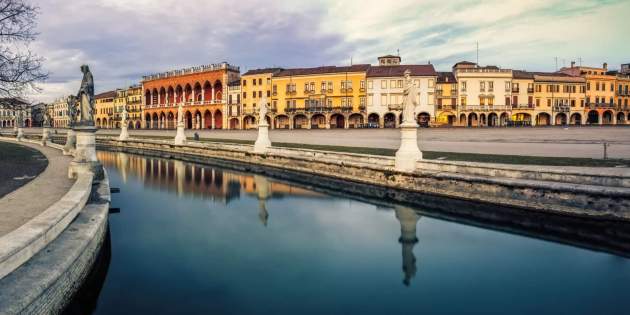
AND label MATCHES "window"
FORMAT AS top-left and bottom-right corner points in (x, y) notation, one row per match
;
(243, 92), (247, 99)
(253, 79), (257, 86)
(480, 97), (485, 106)
(267, 78), (271, 85)
(505, 81), (511, 92)
(397, 80), (403, 88)
(368, 80), (373, 89)
(341, 98), (346, 106)
(488, 81), (494, 92)
(304, 83), (308, 92)
(258, 79), (262, 85)
(536, 99), (540, 107)
(611, 83), (614, 92)
(428, 79), (434, 88)
(242, 80), (246, 86)
(327, 81), (333, 91)
(272, 85), (277, 94)
(381, 80), (387, 89)
(390, 80), (396, 88)
(252, 91), (256, 98)
(360, 96), (366, 106)
(310, 82), (315, 92)
(460, 97), (466, 106)
(259, 91), (262, 97)
(361, 80), (366, 89)
(327, 98), (332, 106)
(461, 81), (467, 92)
(547, 99), (551, 107)
(596, 82), (600, 91)
(321, 82), (326, 91)
(267, 90), (270, 97)
(480, 81), (485, 92)
(505, 97), (510, 106)
(381, 94), (387, 105)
